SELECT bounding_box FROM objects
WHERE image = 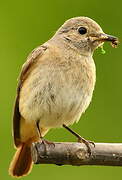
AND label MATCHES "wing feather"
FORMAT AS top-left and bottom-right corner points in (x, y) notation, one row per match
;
(13, 45), (47, 147)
